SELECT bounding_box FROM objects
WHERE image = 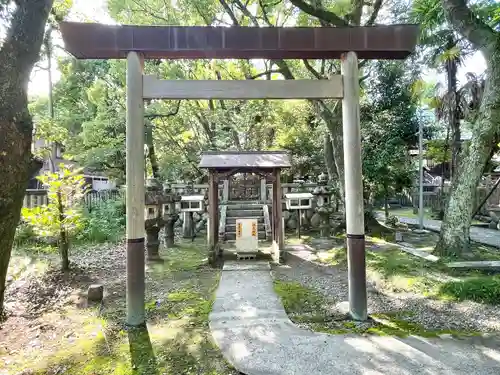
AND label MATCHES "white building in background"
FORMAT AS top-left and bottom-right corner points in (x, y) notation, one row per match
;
(30, 138), (116, 191)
